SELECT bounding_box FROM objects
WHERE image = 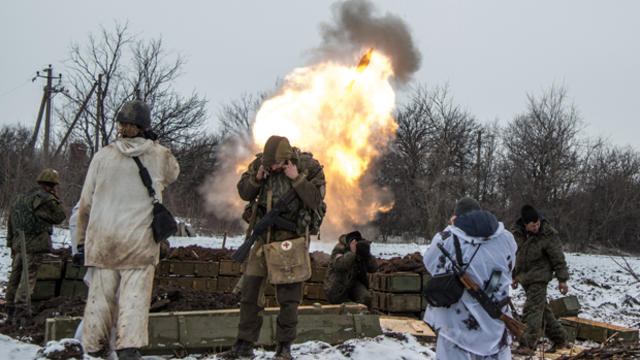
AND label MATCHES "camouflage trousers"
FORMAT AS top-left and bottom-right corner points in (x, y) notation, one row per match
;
(325, 281), (372, 309)
(237, 275), (302, 343)
(5, 251), (45, 306)
(520, 282), (567, 348)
